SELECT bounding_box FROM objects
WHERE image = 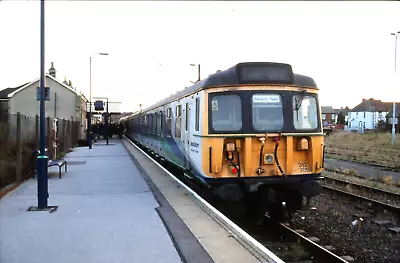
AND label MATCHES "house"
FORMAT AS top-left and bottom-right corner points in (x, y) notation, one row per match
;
(321, 106), (336, 126)
(347, 98), (393, 131)
(78, 93), (89, 139)
(0, 62), (88, 138)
